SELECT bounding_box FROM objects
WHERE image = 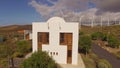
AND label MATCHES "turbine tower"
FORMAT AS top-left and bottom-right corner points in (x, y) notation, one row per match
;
(101, 16), (103, 27)
(60, 10), (65, 19)
(114, 17), (117, 25)
(107, 18), (110, 26)
(91, 15), (94, 28)
(79, 15), (84, 29)
(119, 19), (120, 25)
